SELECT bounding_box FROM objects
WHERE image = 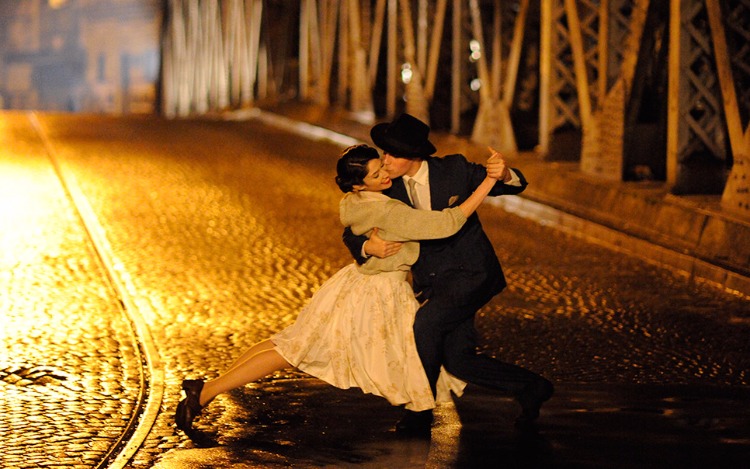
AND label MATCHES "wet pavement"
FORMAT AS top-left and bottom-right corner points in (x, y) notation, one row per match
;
(1, 111), (748, 468)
